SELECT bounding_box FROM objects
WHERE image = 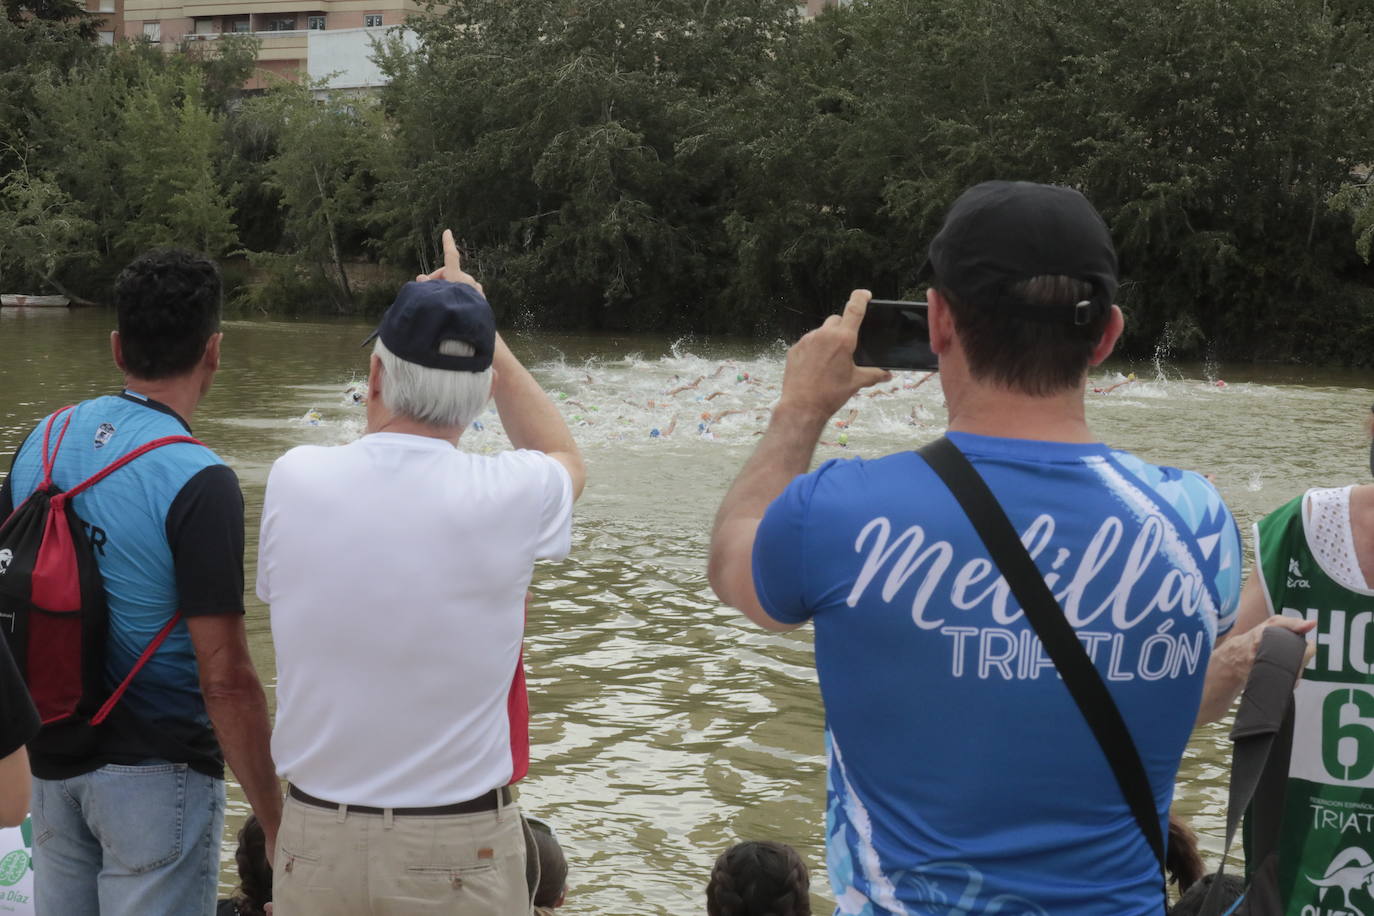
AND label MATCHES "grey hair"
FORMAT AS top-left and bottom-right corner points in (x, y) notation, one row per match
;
(373, 338), (493, 429)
